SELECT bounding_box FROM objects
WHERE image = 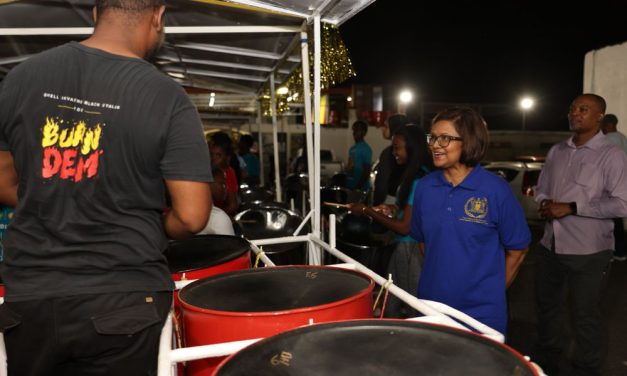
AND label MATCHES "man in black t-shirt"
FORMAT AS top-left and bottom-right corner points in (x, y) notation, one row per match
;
(0, 1), (212, 375)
